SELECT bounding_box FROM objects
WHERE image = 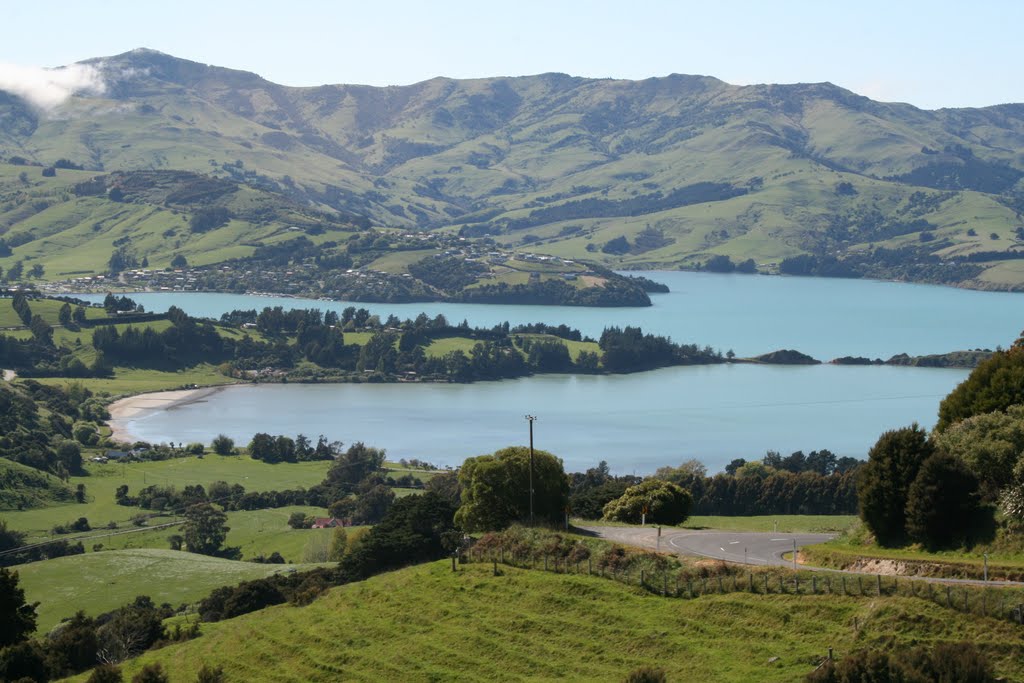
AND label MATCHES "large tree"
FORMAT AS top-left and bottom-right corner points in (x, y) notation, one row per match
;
(857, 424), (933, 546)
(905, 452), (987, 549)
(936, 344), (1024, 432)
(933, 404), (1024, 499)
(455, 446), (569, 531)
(602, 478), (692, 525)
(0, 567), (37, 647)
(325, 442), (386, 493)
(182, 503), (229, 556)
